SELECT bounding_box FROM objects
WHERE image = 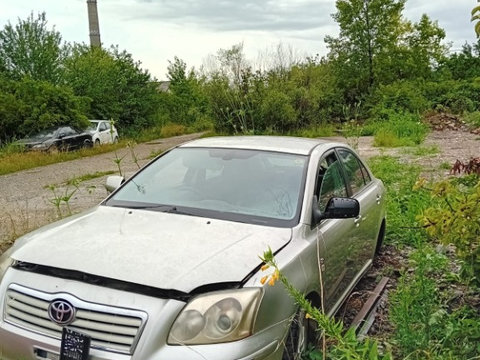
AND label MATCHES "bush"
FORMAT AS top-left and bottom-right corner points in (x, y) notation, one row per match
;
(367, 80), (430, 116)
(370, 111), (428, 147)
(0, 77), (89, 143)
(419, 177), (480, 285)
